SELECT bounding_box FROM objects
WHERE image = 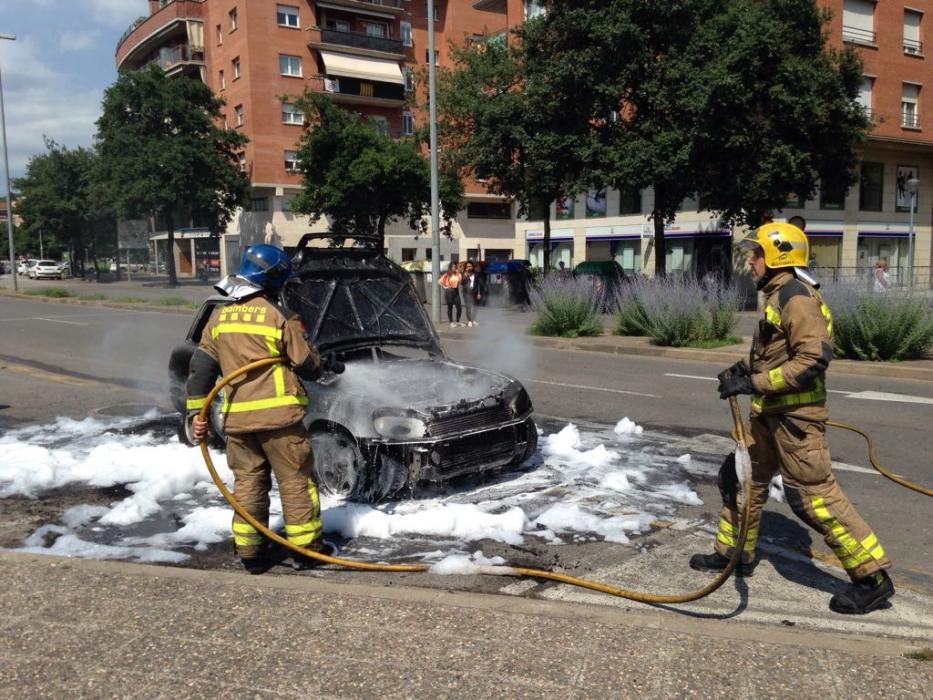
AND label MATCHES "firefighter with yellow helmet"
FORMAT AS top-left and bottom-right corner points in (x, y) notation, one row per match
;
(690, 222), (895, 614)
(186, 244), (341, 574)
